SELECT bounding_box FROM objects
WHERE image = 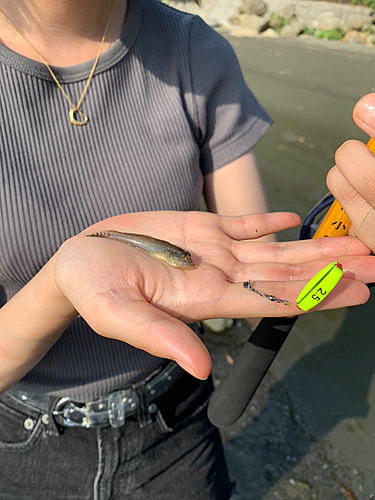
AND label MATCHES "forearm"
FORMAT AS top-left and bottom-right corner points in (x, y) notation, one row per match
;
(204, 150), (267, 214)
(204, 148), (274, 241)
(0, 254), (77, 394)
